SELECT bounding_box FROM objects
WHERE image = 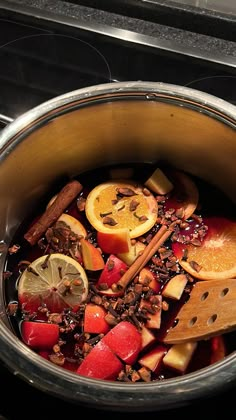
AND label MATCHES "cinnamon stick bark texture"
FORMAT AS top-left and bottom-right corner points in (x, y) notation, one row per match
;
(24, 180), (83, 246)
(117, 222), (177, 291)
